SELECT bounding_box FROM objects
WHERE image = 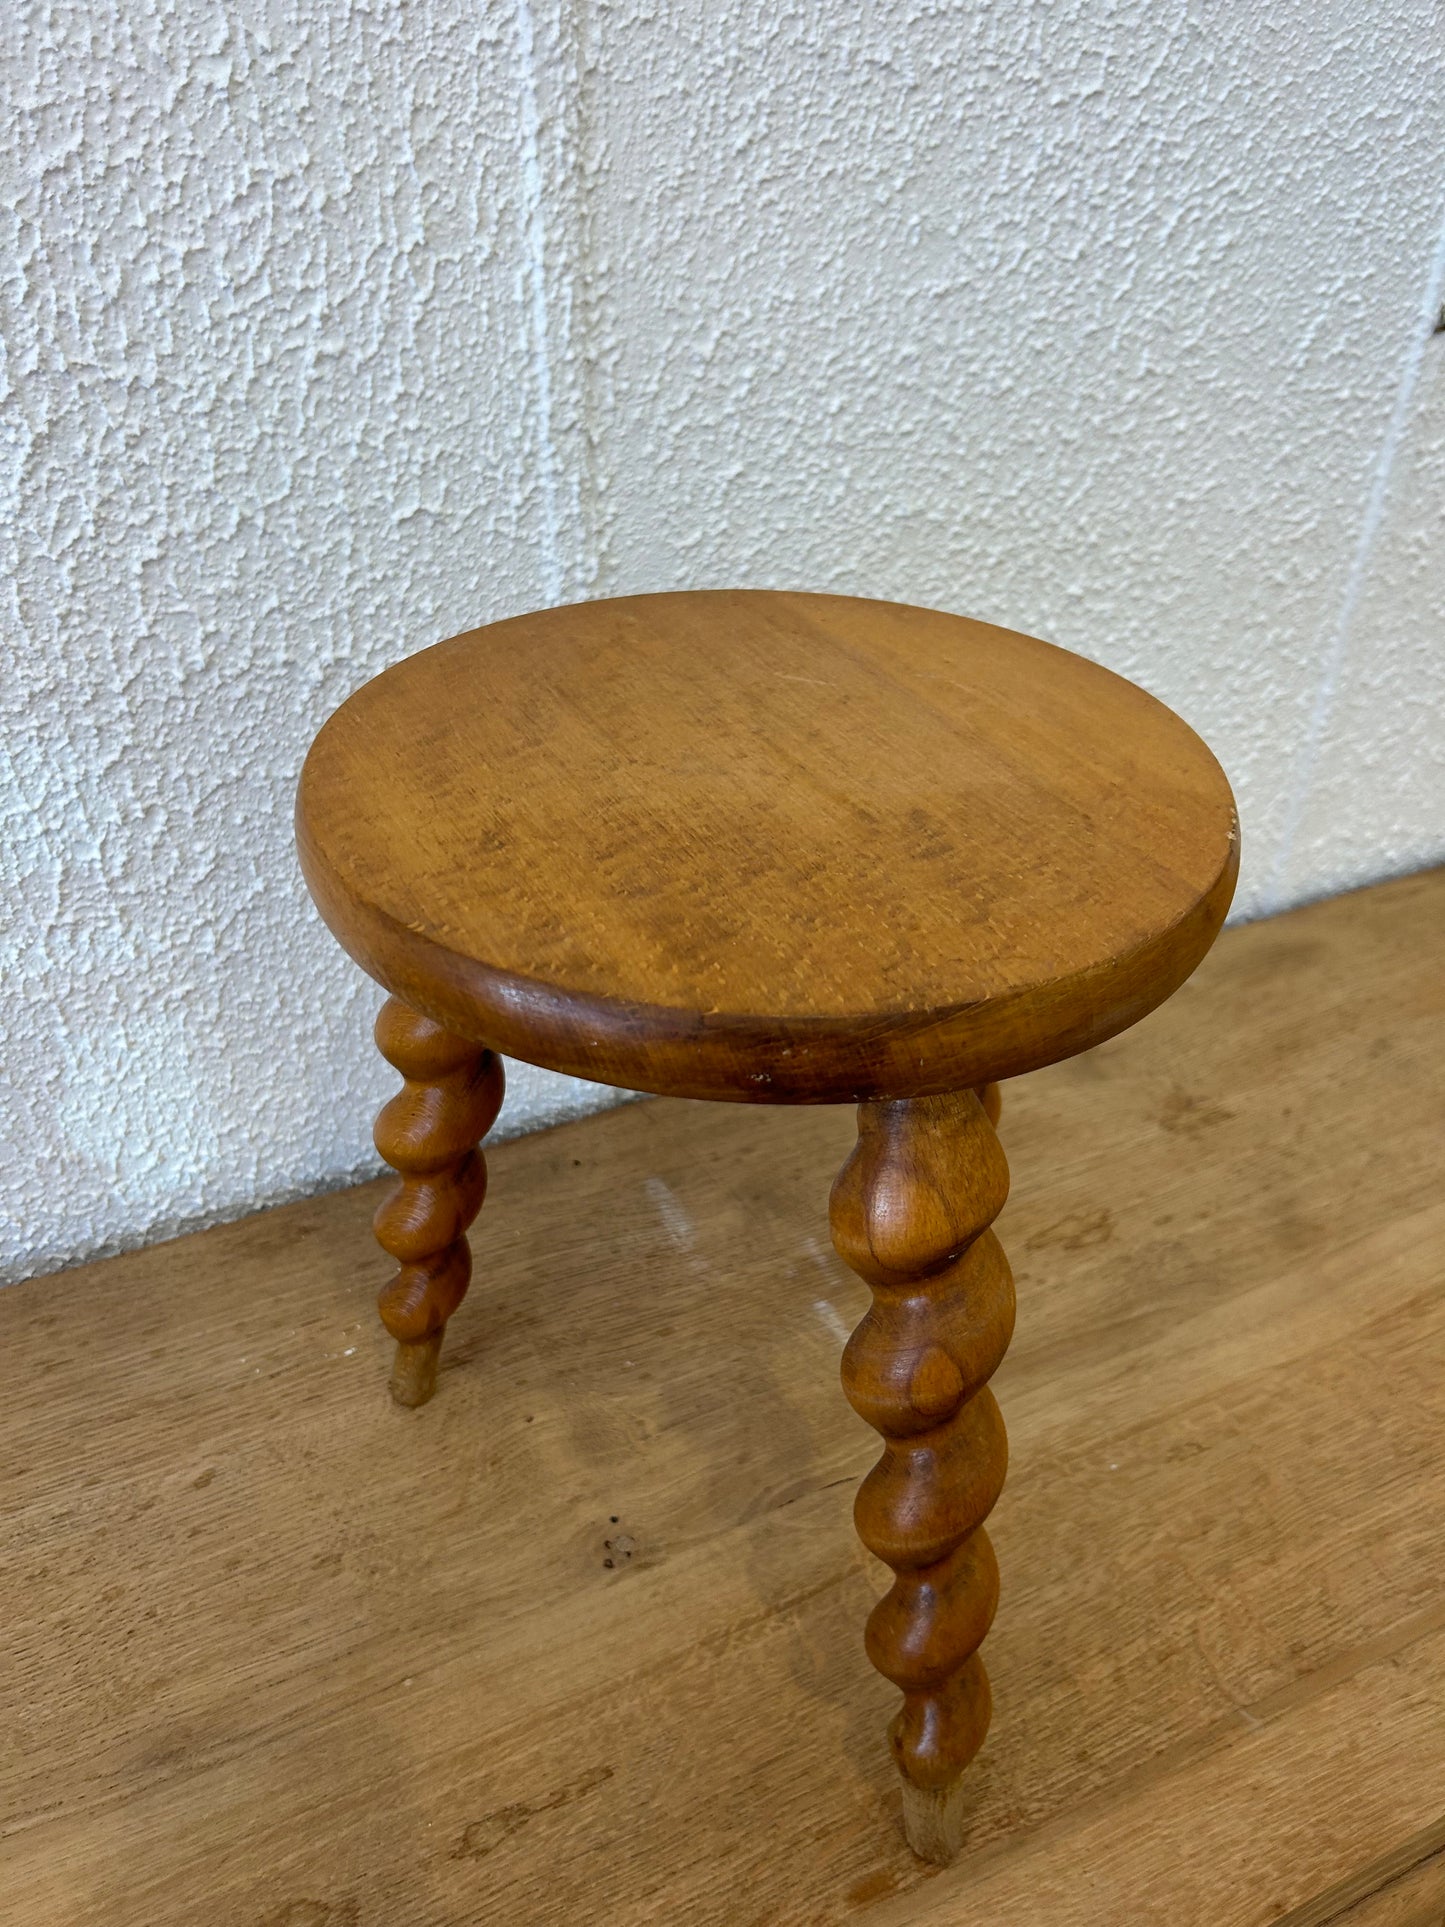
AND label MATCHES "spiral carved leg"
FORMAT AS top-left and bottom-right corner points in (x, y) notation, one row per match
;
(371, 997), (505, 1408)
(830, 1088), (1014, 1865)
